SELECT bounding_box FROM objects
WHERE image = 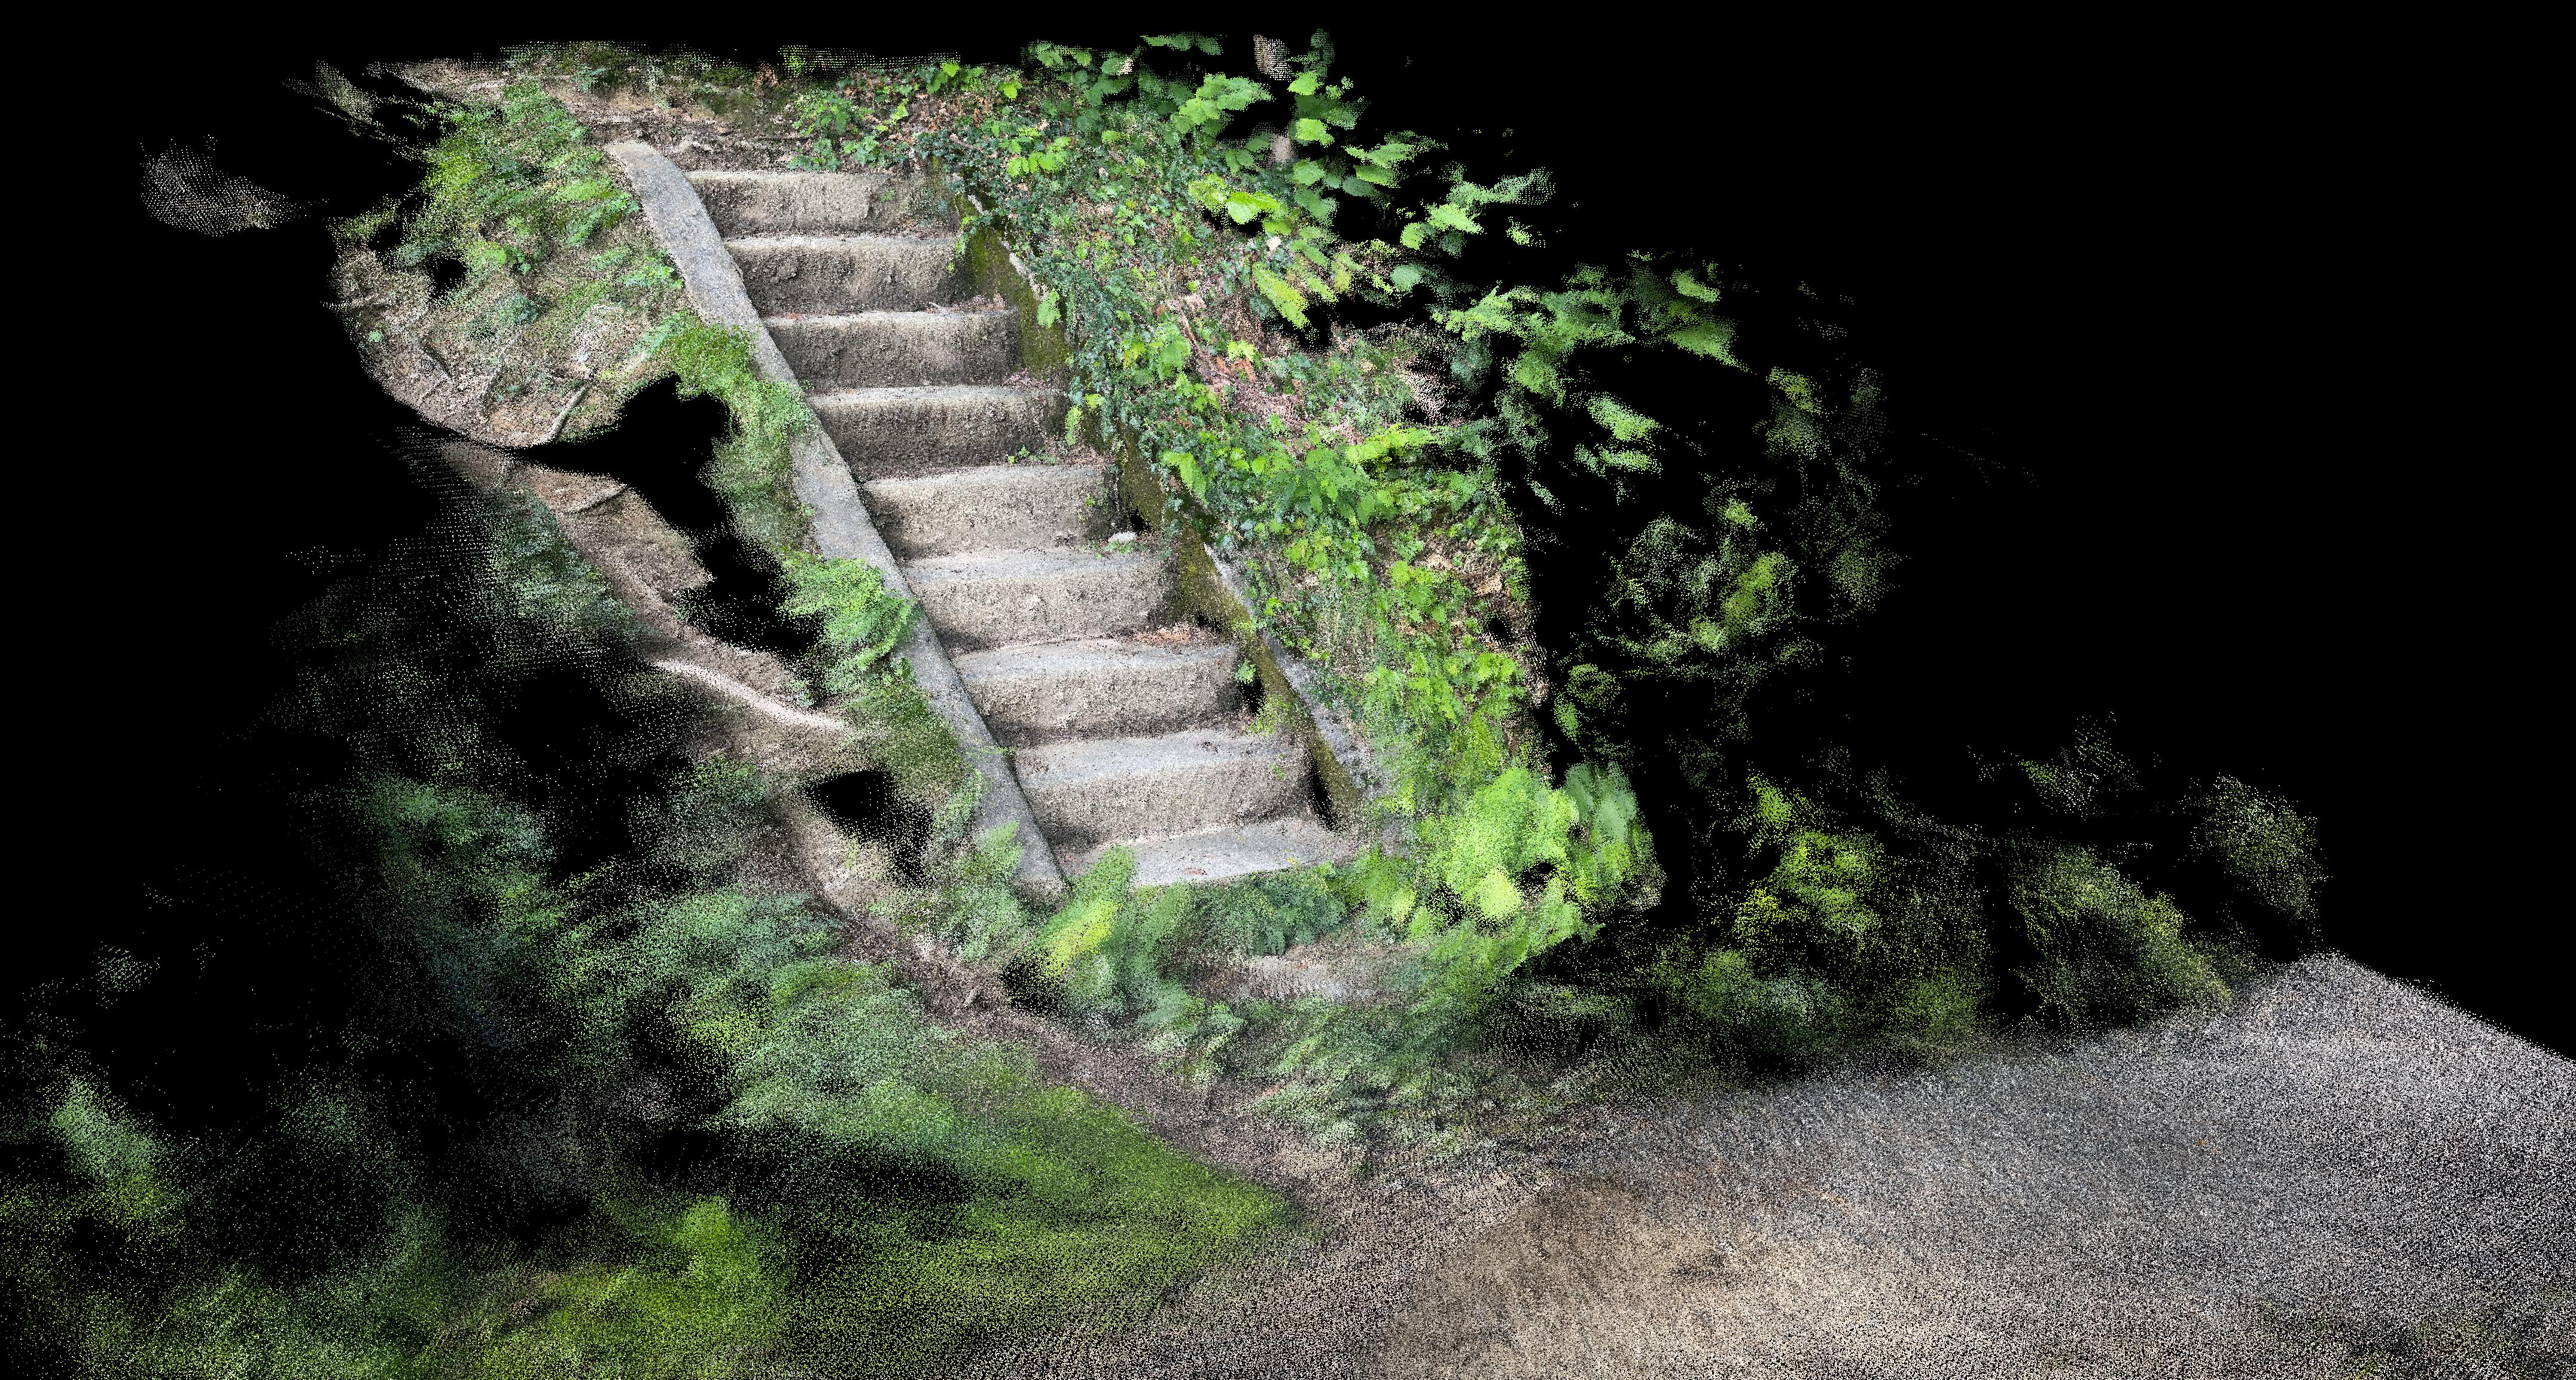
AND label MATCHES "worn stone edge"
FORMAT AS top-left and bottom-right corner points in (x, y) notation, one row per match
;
(946, 183), (1393, 844)
(607, 141), (1067, 901)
